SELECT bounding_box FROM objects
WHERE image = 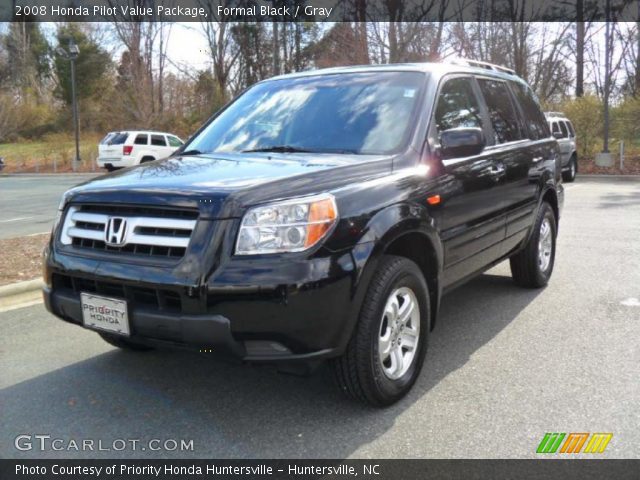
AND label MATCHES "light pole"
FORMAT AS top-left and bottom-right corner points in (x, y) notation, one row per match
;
(57, 39), (81, 171)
